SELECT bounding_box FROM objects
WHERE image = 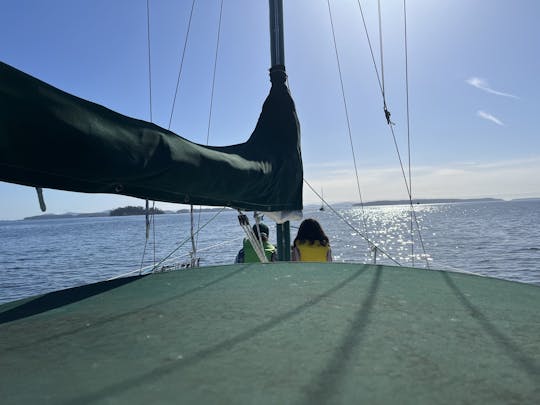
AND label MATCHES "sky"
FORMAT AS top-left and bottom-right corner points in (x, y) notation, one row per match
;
(1, 0), (539, 220)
